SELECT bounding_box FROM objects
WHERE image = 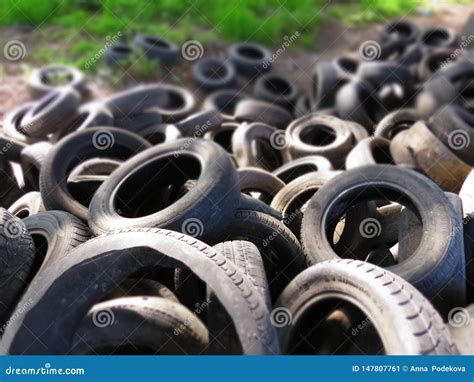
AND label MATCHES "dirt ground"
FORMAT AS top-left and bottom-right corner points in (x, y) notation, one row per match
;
(0, 1), (473, 123)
